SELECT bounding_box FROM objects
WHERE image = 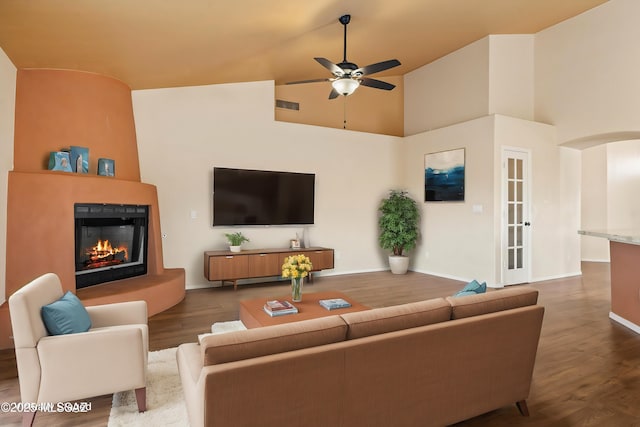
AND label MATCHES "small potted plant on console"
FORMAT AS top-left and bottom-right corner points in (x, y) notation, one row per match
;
(225, 232), (249, 253)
